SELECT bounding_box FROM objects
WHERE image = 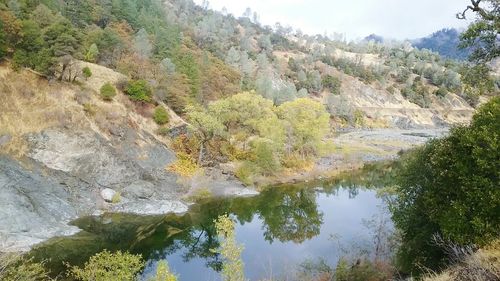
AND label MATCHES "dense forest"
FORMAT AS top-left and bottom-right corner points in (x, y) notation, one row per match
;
(0, 0), (499, 280)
